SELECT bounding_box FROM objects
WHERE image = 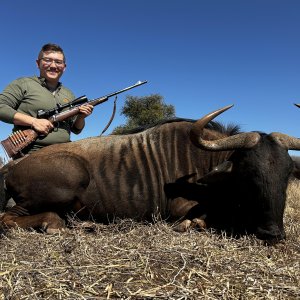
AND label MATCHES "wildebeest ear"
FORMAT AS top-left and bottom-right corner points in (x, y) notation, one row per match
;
(197, 161), (233, 185)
